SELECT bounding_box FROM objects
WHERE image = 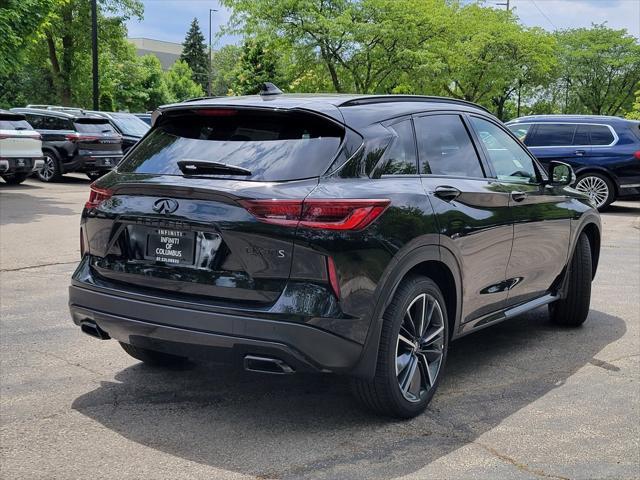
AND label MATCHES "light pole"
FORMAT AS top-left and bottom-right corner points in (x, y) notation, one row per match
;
(208, 8), (218, 97)
(91, 0), (99, 109)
